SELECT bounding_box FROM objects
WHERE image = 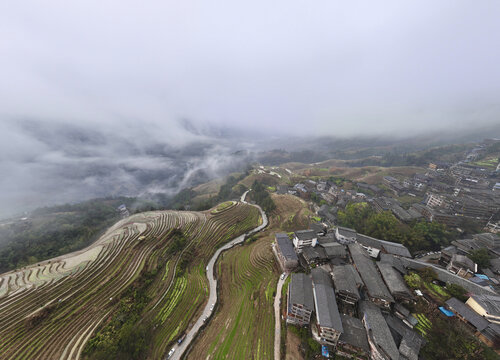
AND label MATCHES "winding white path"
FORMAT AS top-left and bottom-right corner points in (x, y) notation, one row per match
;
(168, 190), (268, 360)
(274, 273), (287, 360)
